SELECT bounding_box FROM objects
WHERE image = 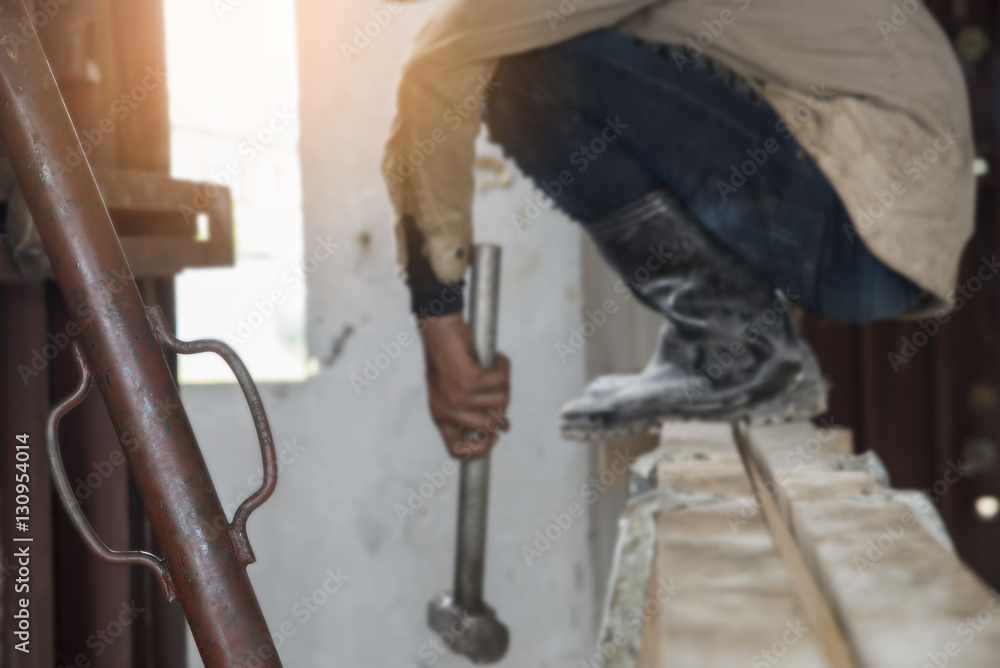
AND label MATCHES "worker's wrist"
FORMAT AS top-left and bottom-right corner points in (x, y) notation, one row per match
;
(411, 281), (464, 319)
(417, 312), (465, 336)
(416, 313), (470, 360)
(401, 212), (466, 317)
